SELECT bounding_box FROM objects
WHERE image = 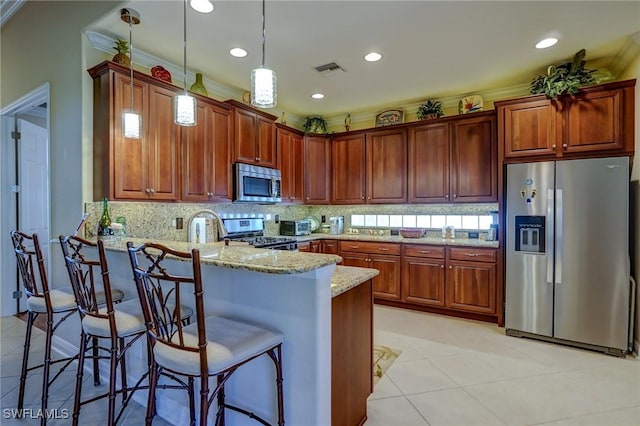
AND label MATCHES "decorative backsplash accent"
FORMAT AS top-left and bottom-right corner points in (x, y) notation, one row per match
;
(84, 201), (498, 241)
